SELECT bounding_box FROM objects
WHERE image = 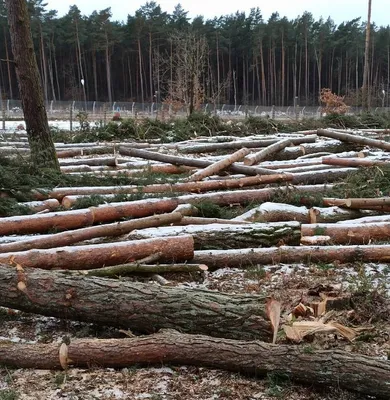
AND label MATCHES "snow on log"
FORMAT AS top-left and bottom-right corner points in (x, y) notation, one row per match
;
(244, 139), (292, 165)
(0, 235), (194, 269)
(301, 222), (390, 245)
(193, 245), (390, 268)
(317, 128), (390, 151)
(188, 148), (251, 181)
(126, 221), (301, 248)
(0, 264), (270, 340)
(322, 156), (390, 168)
